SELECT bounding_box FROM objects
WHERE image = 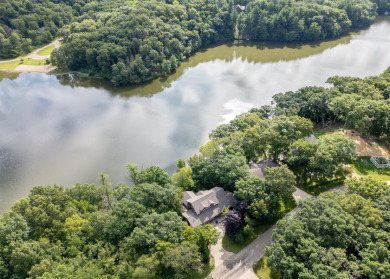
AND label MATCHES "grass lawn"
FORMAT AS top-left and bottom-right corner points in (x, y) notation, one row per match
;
(222, 222), (274, 254)
(0, 58), (50, 70)
(350, 156), (390, 181)
(222, 199), (296, 254)
(0, 60), (22, 70)
(302, 179), (344, 196)
(188, 261), (214, 279)
(48, 68), (68, 74)
(313, 123), (344, 139)
(37, 44), (56, 56)
(253, 257), (281, 279)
